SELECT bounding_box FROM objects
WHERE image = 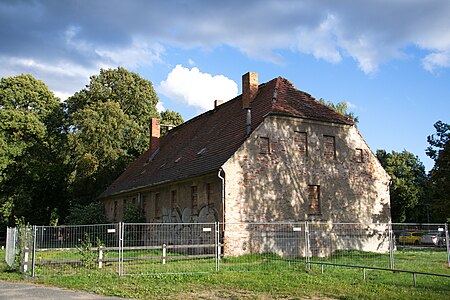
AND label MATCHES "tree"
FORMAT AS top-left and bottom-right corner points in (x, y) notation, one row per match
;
(426, 121), (450, 222)
(65, 67), (160, 205)
(0, 74), (67, 225)
(319, 99), (359, 124)
(376, 150), (428, 223)
(160, 109), (184, 135)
